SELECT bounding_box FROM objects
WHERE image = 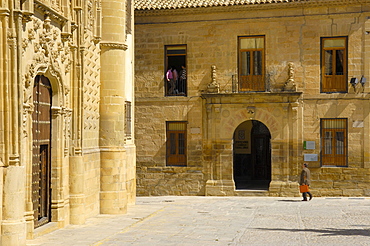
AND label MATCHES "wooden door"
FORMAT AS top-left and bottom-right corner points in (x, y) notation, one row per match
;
(32, 75), (52, 228)
(252, 135), (271, 180)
